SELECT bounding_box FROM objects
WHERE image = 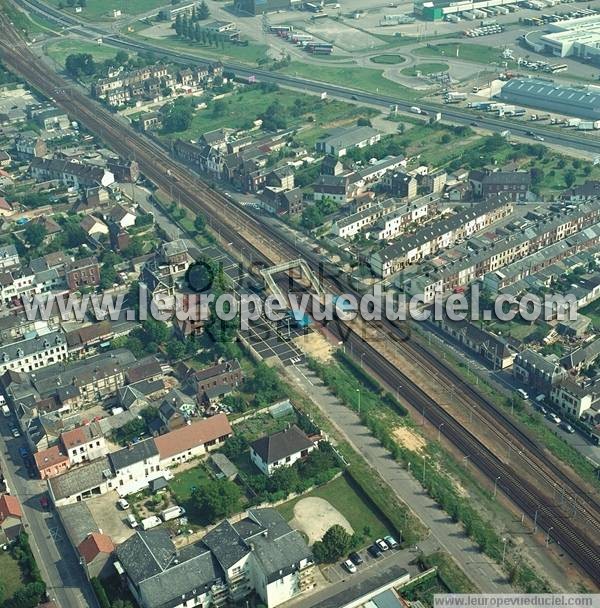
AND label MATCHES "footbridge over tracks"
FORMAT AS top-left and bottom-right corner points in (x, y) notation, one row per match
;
(260, 259), (325, 301)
